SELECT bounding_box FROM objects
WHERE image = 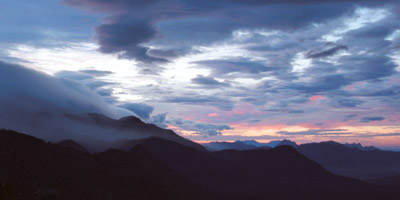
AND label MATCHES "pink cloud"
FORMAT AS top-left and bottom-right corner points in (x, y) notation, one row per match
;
(208, 113), (219, 117)
(344, 85), (354, 90)
(309, 95), (326, 102)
